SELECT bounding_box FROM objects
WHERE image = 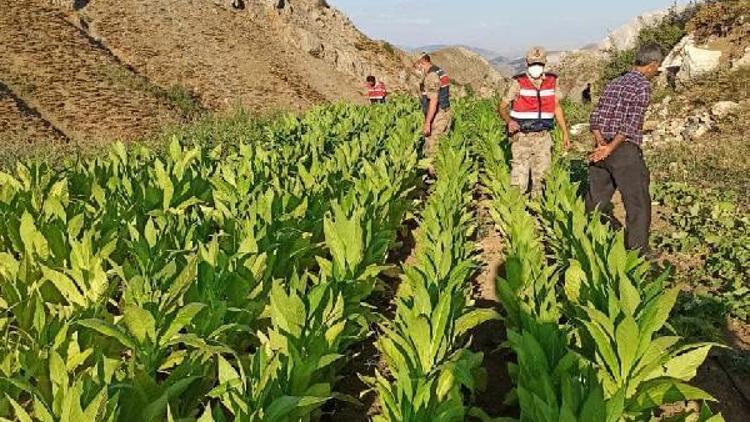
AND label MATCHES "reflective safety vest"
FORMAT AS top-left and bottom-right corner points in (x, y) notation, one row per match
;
(421, 65), (451, 114)
(367, 81), (387, 102)
(510, 72), (557, 132)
